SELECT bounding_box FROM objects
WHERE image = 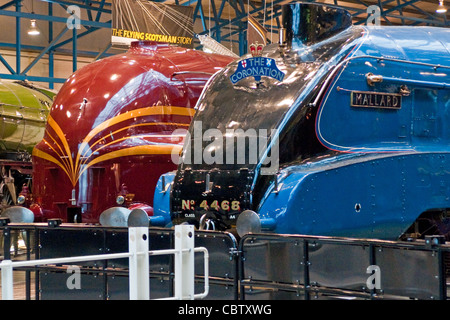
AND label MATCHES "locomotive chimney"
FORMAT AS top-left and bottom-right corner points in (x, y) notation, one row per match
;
(282, 2), (352, 50)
